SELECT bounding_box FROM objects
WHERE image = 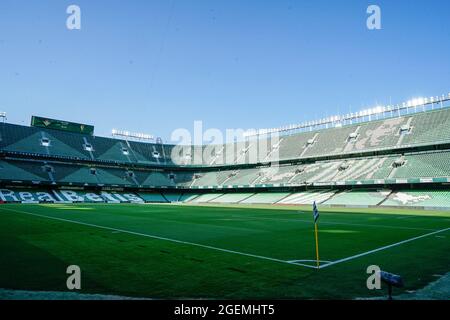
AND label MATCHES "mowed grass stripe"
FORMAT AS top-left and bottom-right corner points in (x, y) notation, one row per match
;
(237, 215), (436, 232)
(145, 203), (448, 232)
(320, 227), (450, 269)
(2, 205), (446, 267)
(35, 202), (447, 233)
(1, 203), (449, 299)
(0, 206), (318, 269)
(9, 203), (436, 262)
